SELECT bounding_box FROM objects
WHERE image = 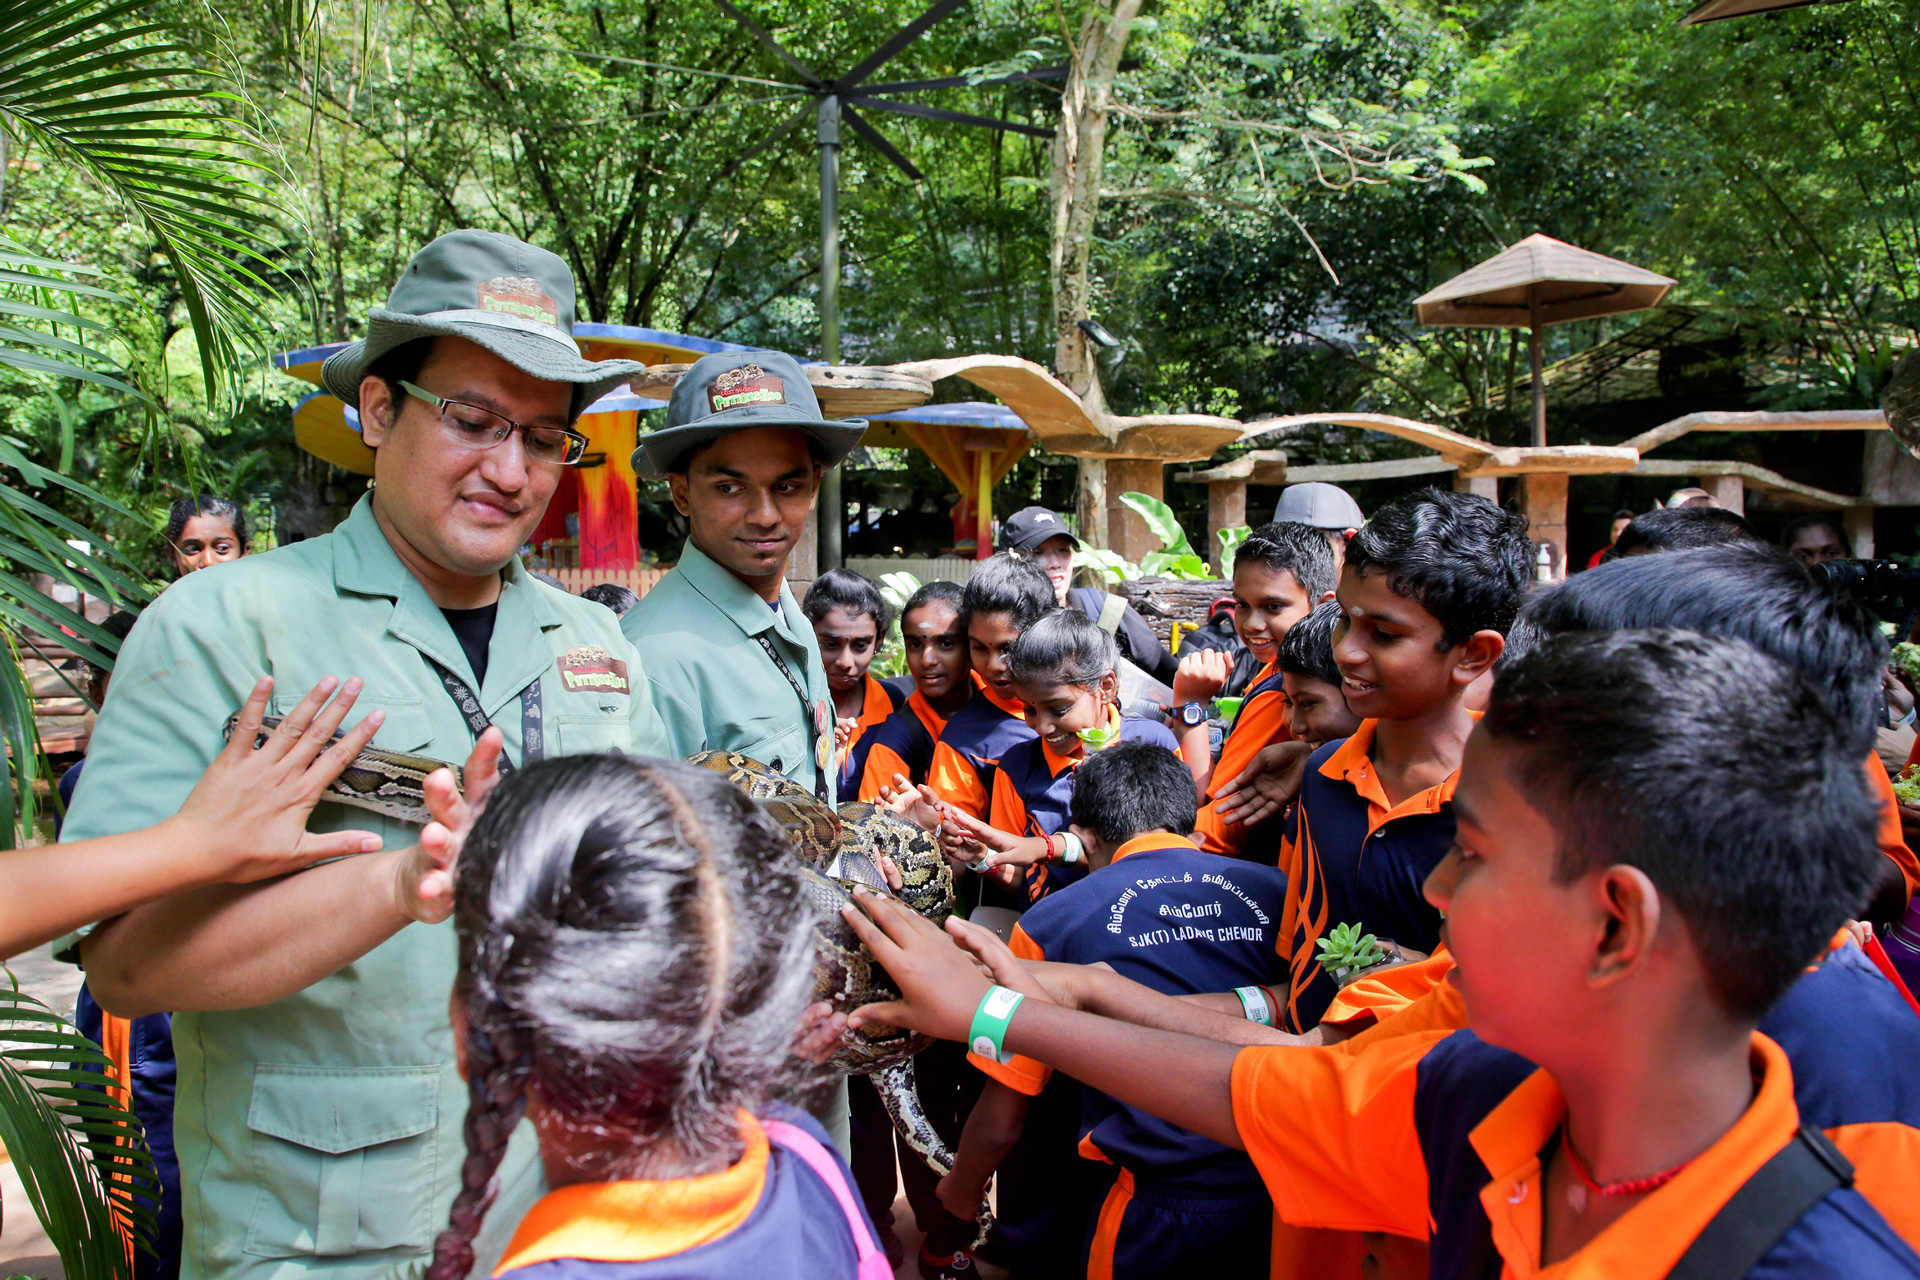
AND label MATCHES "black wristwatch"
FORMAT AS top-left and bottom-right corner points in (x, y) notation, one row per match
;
(1178, 701), (1208, 727)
